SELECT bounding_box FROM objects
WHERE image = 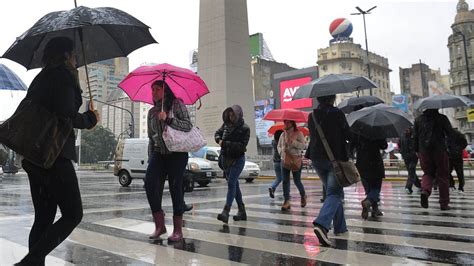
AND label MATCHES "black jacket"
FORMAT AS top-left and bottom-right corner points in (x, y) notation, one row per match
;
(272, 139), (281, 162)
(308, 104), (351, 161)
(447, 129), (468, 159)
(26, 63), (97, 162)
(400, 131), (417, 162)
(351, 135), (387, 180)
(413, 110), (454, 153)
(214, 106), (250, 169)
